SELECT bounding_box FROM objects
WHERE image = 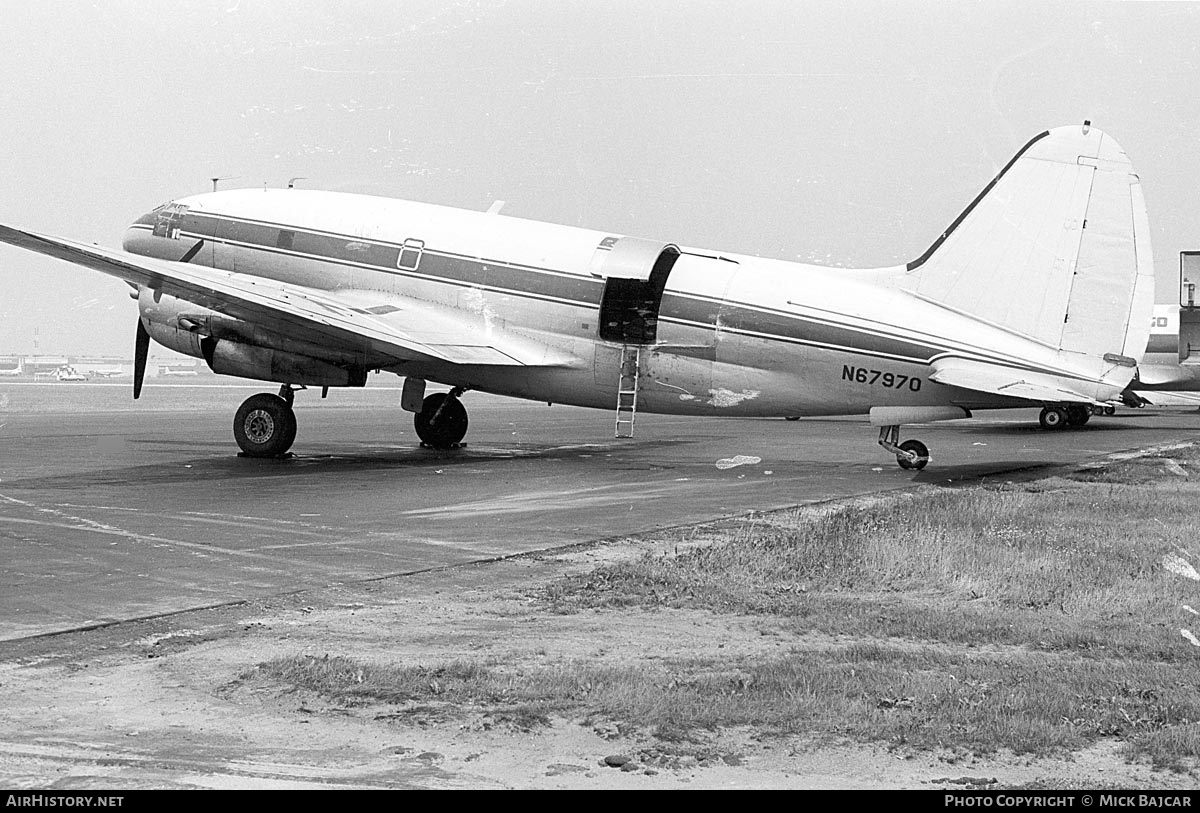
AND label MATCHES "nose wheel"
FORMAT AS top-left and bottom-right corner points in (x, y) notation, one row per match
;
(878, 425), (929, 470)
